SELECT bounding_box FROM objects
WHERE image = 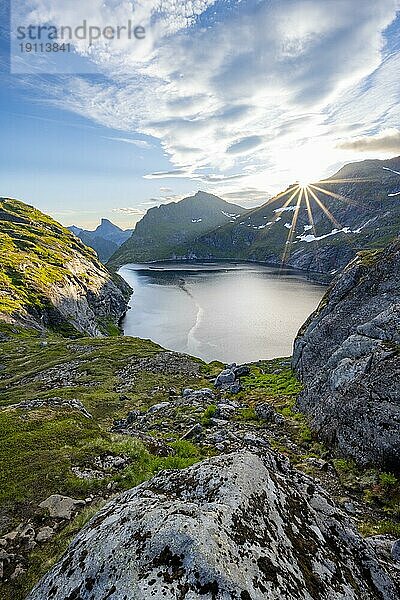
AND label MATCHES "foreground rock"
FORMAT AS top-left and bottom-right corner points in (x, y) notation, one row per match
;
(28, 451), (397, 600)
(293, 240), (400, 469)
